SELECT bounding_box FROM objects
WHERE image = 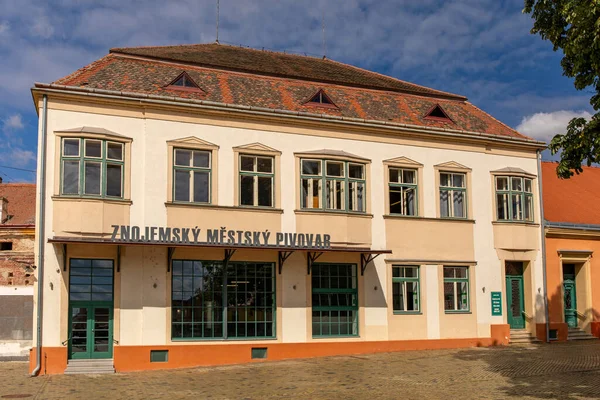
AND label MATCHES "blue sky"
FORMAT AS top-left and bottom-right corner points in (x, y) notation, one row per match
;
(0, 0), (593, 182)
